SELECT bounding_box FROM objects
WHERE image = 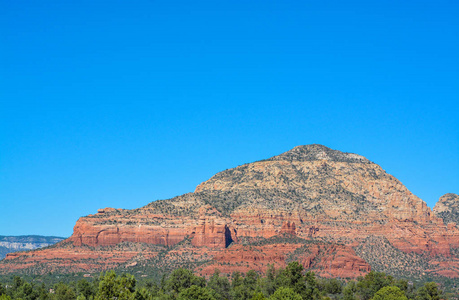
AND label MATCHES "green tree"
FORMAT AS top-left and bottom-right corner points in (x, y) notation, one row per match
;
(324, 278), (342, 295)
(423, 282), (440, 300)
(415, 286), (431, 300)
(77, 279), (95, 299)
(8, 276), (24, 298)
(177, 285), (216, 300)
(261, 265), (276, 296)
(14, 281), (38, 300)
(231, 272), (243, 290)
(37, 283), (50, 300)
(0, 283), (6, 296)
(251, 292), (266, 300)
(244, 270), (259, 291)
(269, 287), (302, 300)
(372, 286), (408, 300)
(0, 295), (12, 300)
(343, 281), (357, 300)
(207, 269), (231, 300)
(52, 282), (76, 300)
(356, 271), (394, 300)
(272, 262), (320, 300)
(303, 271), (320, 300)
(231, 270), (260, 300)
(132, 287), (151, 300)
(145, 280), (160, 297)
(160, 274), (167, 291)
(13, 276), (25, 290)
(96, 271), (136, 300)
(395, 280), (408, 293)
(165, 268), (205, 295)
